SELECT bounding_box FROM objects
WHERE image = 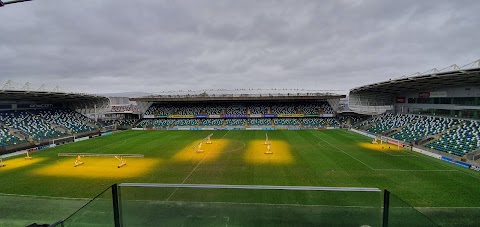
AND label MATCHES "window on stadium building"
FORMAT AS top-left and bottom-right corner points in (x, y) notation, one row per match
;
(415, 109), (479, 119)
(407, 97), (479, 106)
(453, 97), (479, 106)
